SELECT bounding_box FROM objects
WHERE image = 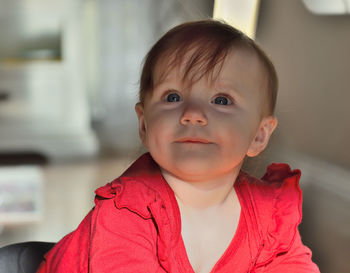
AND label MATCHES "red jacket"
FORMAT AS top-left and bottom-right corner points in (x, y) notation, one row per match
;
(37, 153), (320, 273)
